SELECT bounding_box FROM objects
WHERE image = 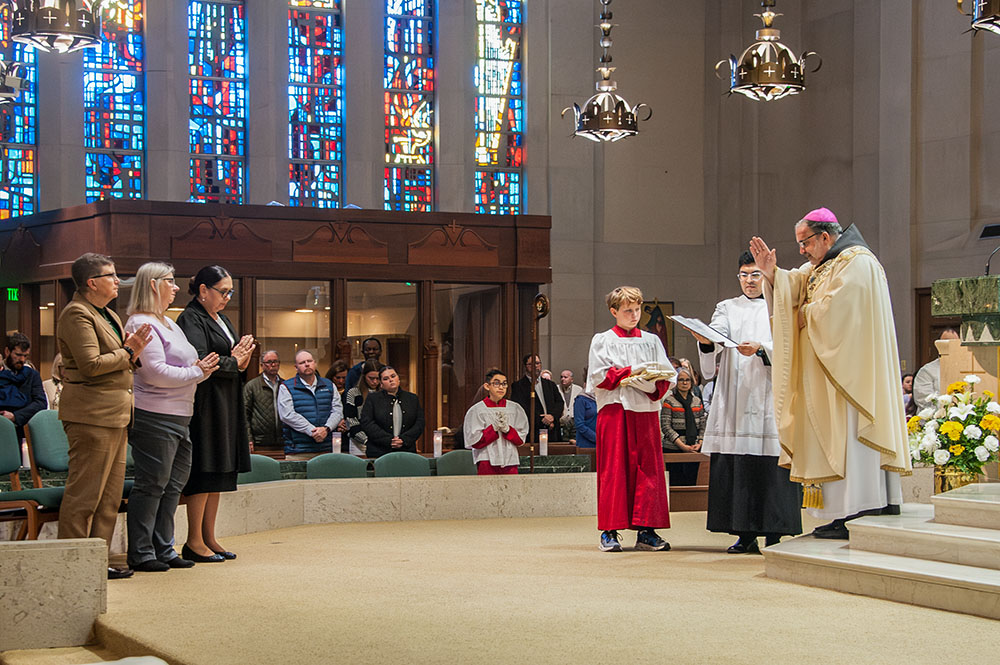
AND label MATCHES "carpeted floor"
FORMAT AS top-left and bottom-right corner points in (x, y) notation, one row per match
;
(6, 512), (996, 665)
